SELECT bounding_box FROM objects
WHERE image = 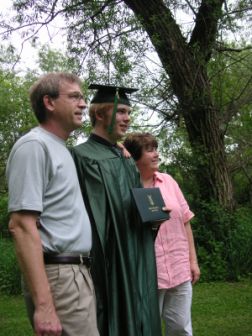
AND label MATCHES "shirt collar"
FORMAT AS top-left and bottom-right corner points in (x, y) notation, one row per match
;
(90, 133), (115, 147)
(89, 133), (122, 155)
(153, 171), (164, 184)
